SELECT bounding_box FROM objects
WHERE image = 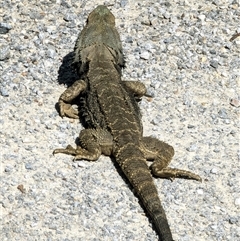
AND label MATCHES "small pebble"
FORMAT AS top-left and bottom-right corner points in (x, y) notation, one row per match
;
(25, 163), (33, 170)
(0, 45), (10, 60)
(0, 22), (12, 34)
(211, 168), (218, 174)
(198, 14), (206, 21)
(230, 98), (240, 107)
(0, 87), (9, 97)
(120, 0), (128, 7)
(234, 198), (240, 206)
(229, 217), (238, 224)
(47, 47), (56, 59)
(141, 17), (151, 26)
(218, 108), (228, 119)
(163, 12), (171, 19)
(186, 144), (198, 152)
(210, 60), (219, 68)
(140, 51), (150, 60)
(125, 36), (133, 43)
(197, 189), (204, 195)
(64, 13), (75, 22)
(5, 165), (13, 172)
